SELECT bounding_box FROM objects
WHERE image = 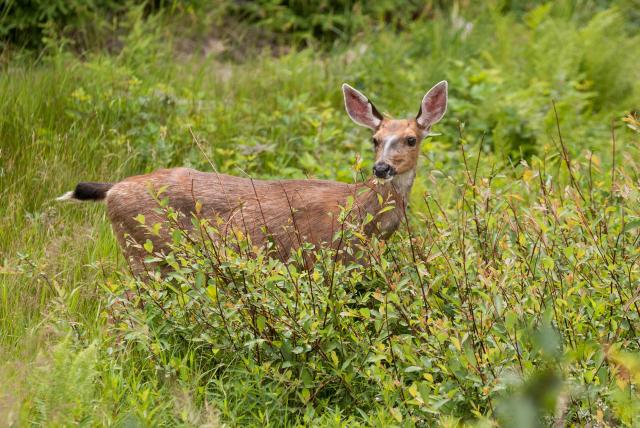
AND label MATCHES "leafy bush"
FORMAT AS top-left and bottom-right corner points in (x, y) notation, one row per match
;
(108, 122), (640, 424)
(227, 0), (437, 46)
(0, 0), (123, 48)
